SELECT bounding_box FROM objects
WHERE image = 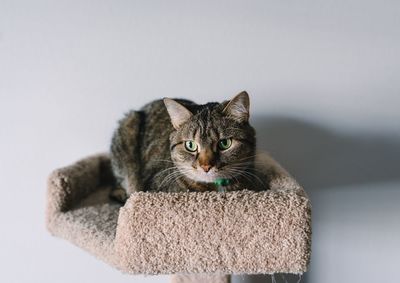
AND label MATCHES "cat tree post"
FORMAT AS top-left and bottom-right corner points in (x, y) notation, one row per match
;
(46, 153), (311, 281)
